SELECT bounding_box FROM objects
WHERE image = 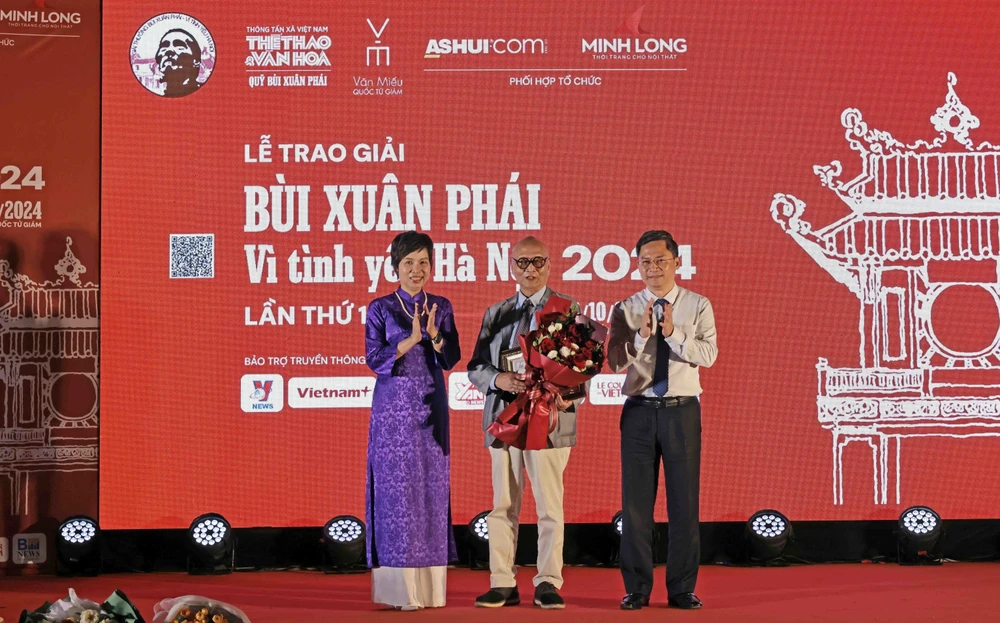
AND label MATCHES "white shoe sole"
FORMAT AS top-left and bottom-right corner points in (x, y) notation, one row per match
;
(534, 599), (566, 609)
